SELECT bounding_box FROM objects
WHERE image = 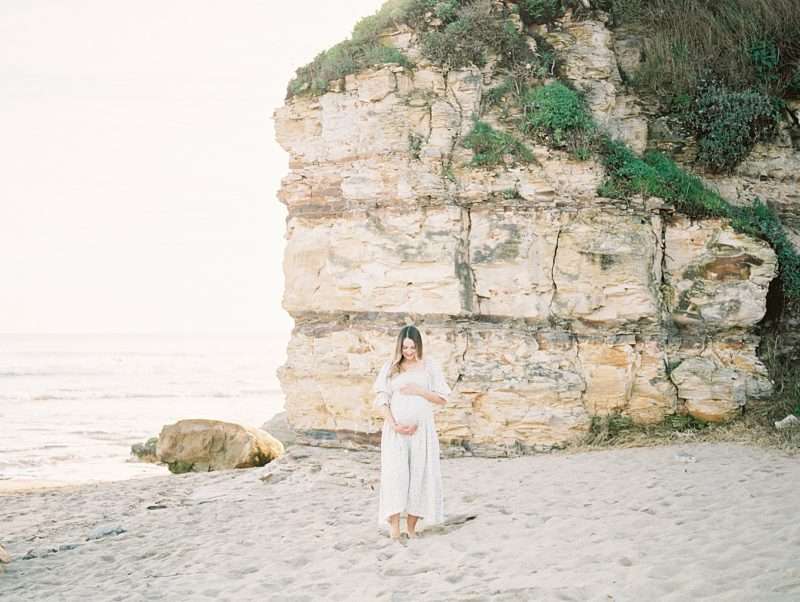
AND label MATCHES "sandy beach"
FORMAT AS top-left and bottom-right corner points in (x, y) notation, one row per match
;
(1, 442), (798, 601)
